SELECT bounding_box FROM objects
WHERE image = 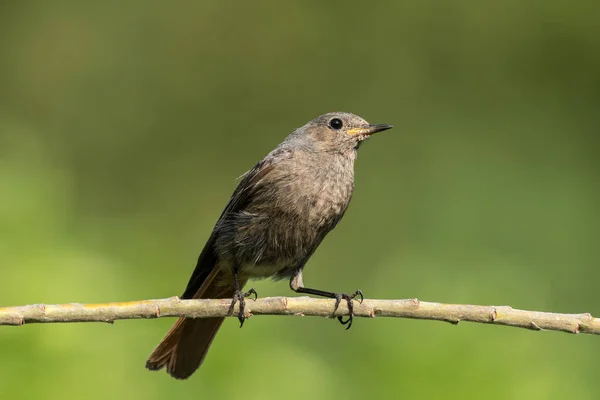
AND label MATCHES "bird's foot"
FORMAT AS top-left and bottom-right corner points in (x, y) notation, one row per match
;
(333, 289), (364, 330)
(228, 288), (258, 327)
